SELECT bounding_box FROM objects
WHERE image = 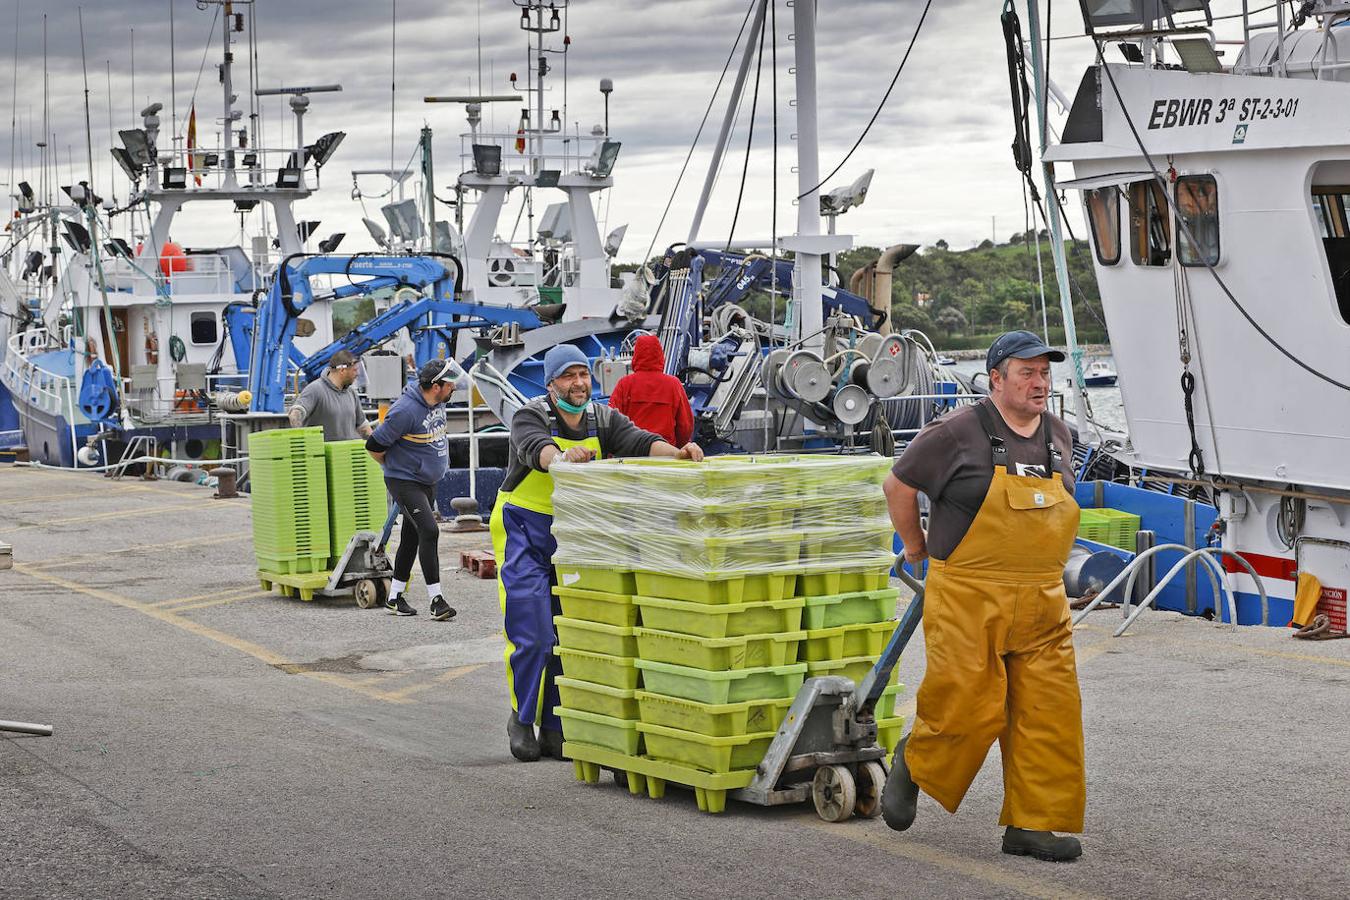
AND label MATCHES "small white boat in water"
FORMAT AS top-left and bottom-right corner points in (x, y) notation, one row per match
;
(1083, 359), (1117, 387)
